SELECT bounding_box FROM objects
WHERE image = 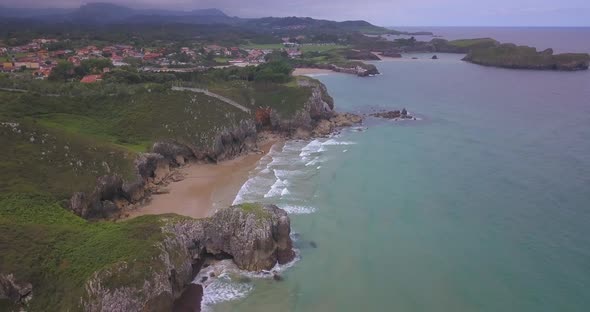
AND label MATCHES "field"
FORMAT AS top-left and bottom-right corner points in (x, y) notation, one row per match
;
(300, 44), (348, 52)
(240, 42), (348, 53)
(240, 43), (284, 50)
